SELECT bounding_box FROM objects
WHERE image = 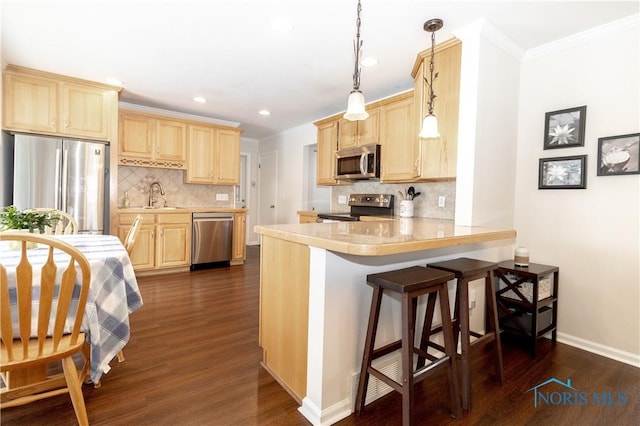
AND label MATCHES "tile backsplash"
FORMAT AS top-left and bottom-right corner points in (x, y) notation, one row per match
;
(331, 180), (456, 219)
(117, 166), (235, 208)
